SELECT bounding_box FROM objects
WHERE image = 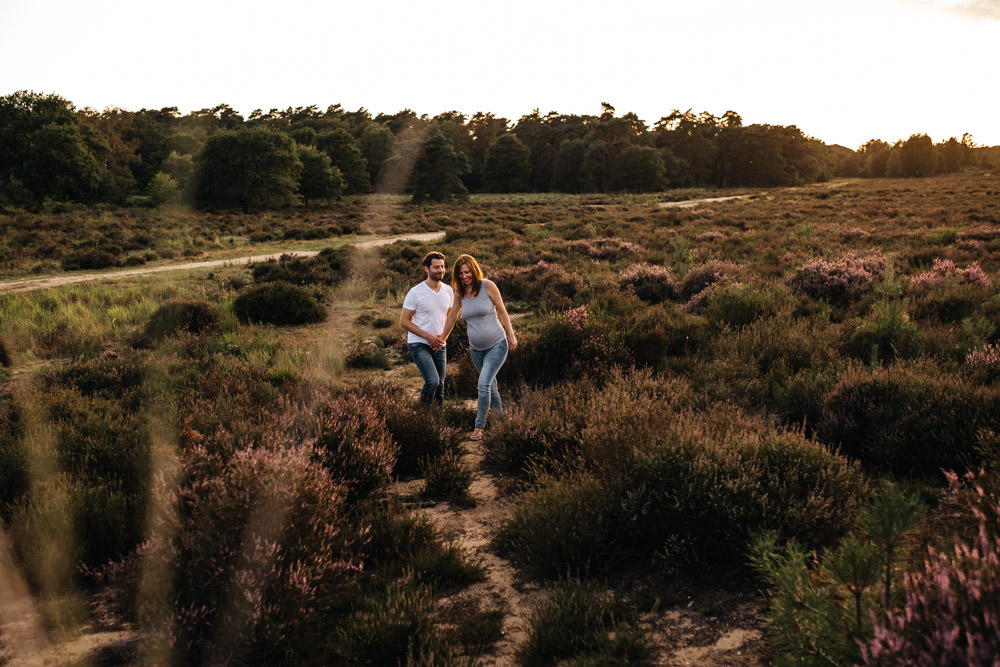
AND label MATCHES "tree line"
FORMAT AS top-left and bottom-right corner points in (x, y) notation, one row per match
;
(1, 91), (997, 210)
